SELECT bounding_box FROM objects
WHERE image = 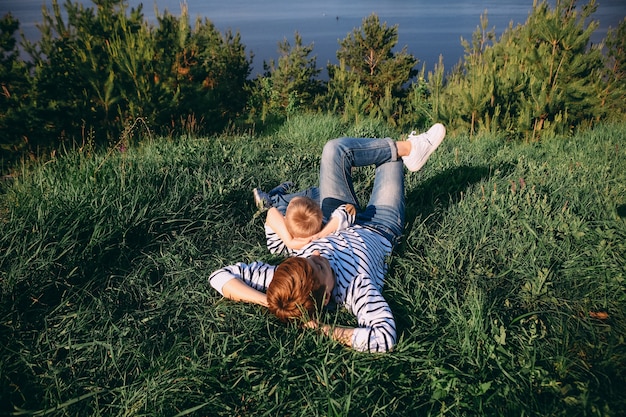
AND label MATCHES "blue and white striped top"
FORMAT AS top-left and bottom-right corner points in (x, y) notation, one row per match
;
(264, 204), (356, 257)
(210, 210), (396, 353)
